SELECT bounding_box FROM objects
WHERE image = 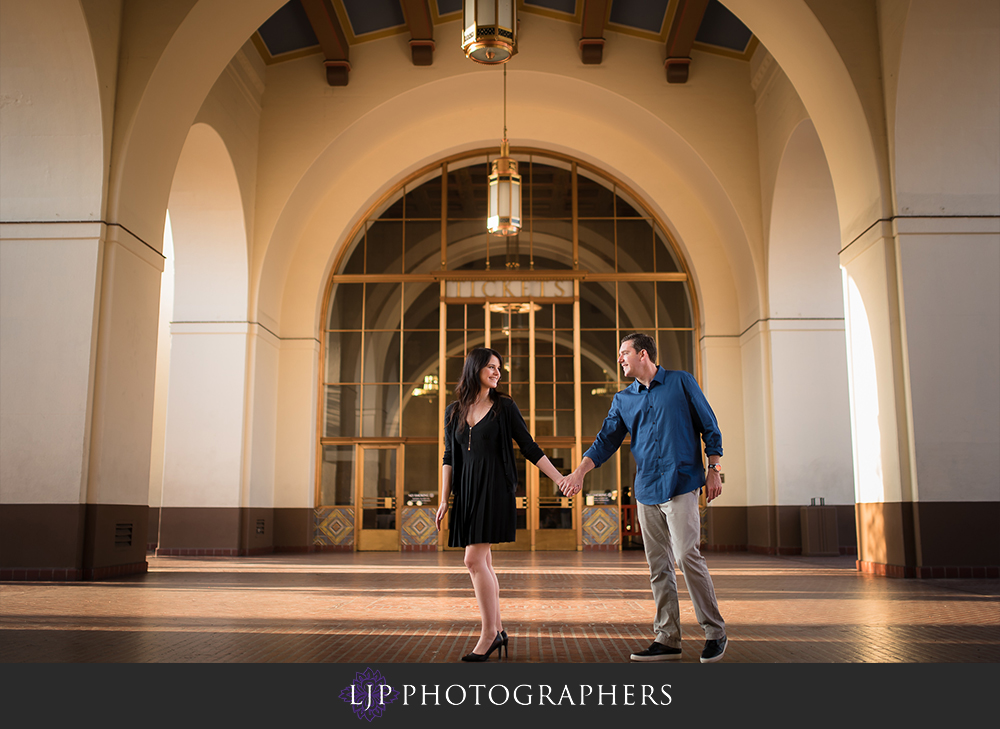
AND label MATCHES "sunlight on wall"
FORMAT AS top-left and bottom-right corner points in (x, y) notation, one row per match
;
(844, 271), (883, 503)
(148, 212), (176, 512)
(162, 212), (176, 318)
